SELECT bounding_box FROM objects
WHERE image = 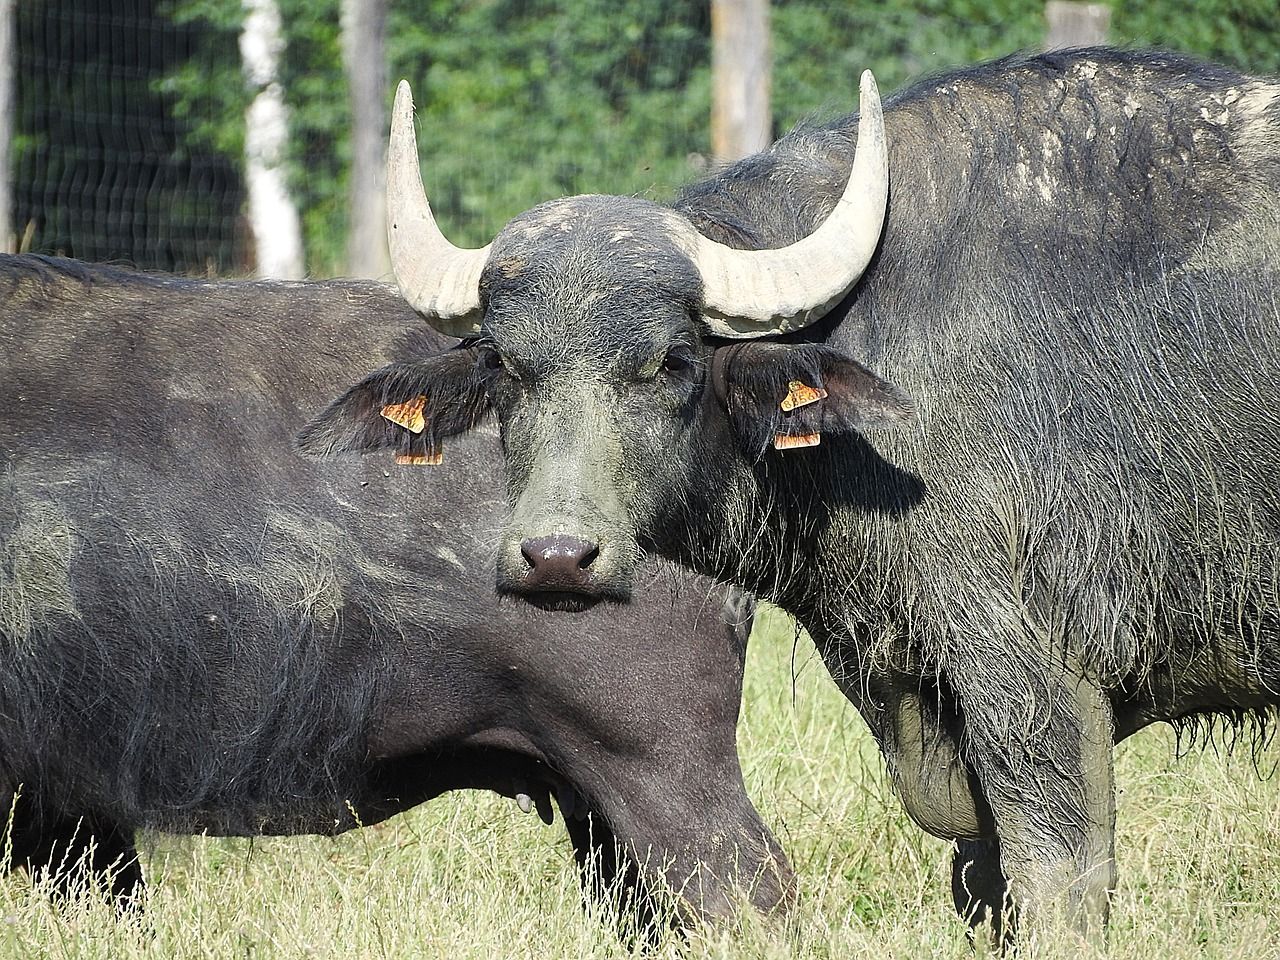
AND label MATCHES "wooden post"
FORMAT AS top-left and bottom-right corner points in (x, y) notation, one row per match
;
(341, 0), (389, 279)
(711, 0), (771, 164)
(0, 0), (13, 253)
(1044, 1), (1111, 50)
(240, 0), (305, 279)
